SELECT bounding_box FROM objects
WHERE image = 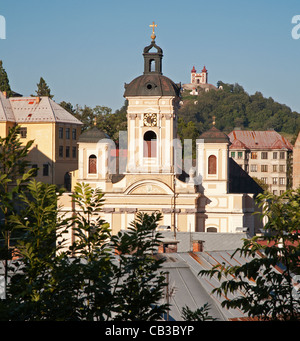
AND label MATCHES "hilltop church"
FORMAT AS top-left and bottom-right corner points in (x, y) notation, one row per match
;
(60, 25), (262, 243)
